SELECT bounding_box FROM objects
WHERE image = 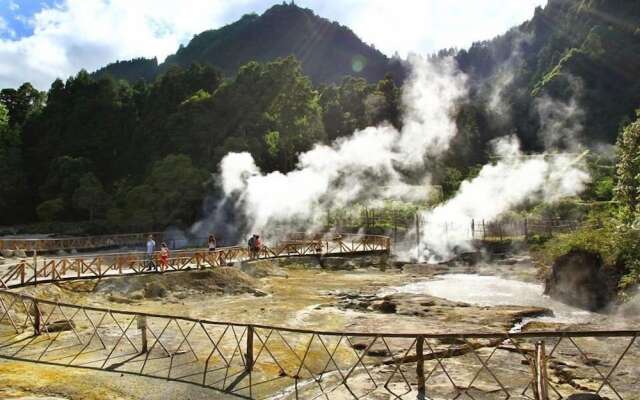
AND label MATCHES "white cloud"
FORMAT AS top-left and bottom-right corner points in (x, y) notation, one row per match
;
(0, 0), (547, 89)
(298, 0), (547, 57)
(0, 0), (251, 89)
